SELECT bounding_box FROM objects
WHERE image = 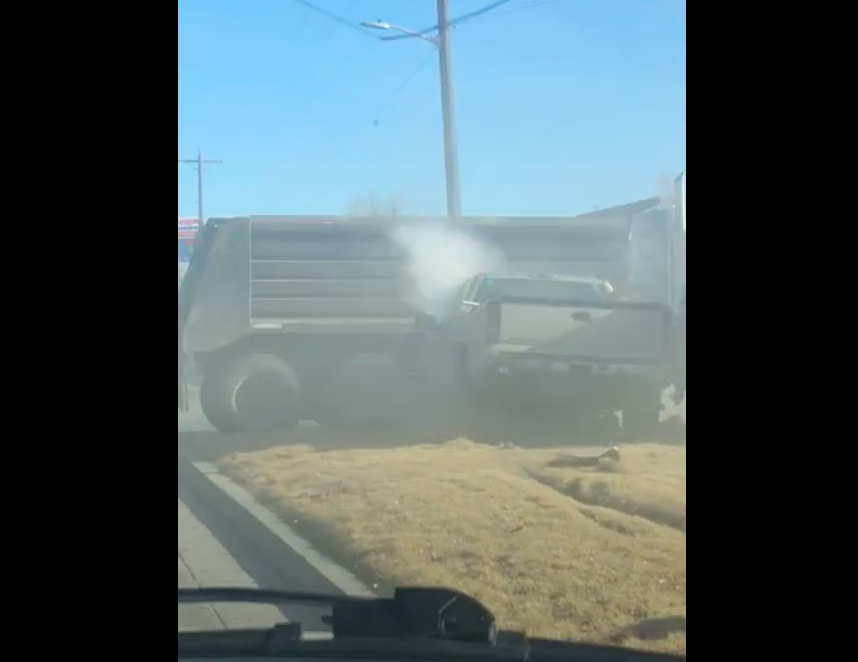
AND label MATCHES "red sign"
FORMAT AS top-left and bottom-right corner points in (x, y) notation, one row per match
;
(178, 217), (199, 261)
